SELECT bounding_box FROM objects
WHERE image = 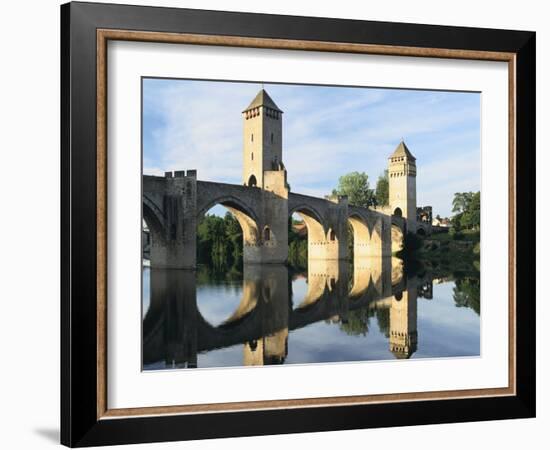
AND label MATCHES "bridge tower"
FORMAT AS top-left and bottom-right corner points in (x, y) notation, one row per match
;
(388, 140), (417, 232)
(242, 89), (284, 188)
(241, 89), (289, 264)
